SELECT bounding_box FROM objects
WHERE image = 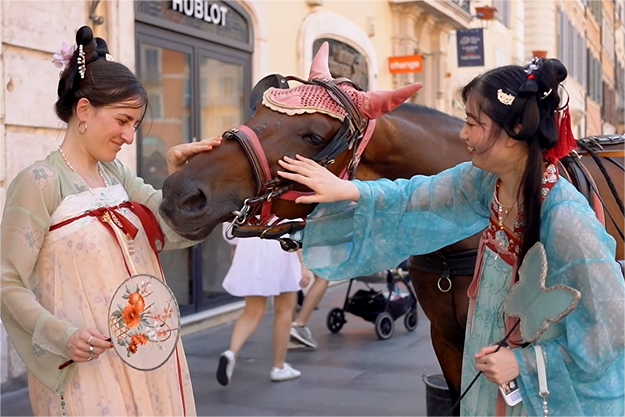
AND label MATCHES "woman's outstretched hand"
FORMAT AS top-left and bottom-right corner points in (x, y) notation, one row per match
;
(277, 155), (360, 204)
(167, 137), (222, 174)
